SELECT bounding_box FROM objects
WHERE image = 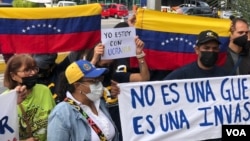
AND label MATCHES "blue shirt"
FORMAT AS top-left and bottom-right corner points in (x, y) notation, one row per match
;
(47, 97), (119, 141)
